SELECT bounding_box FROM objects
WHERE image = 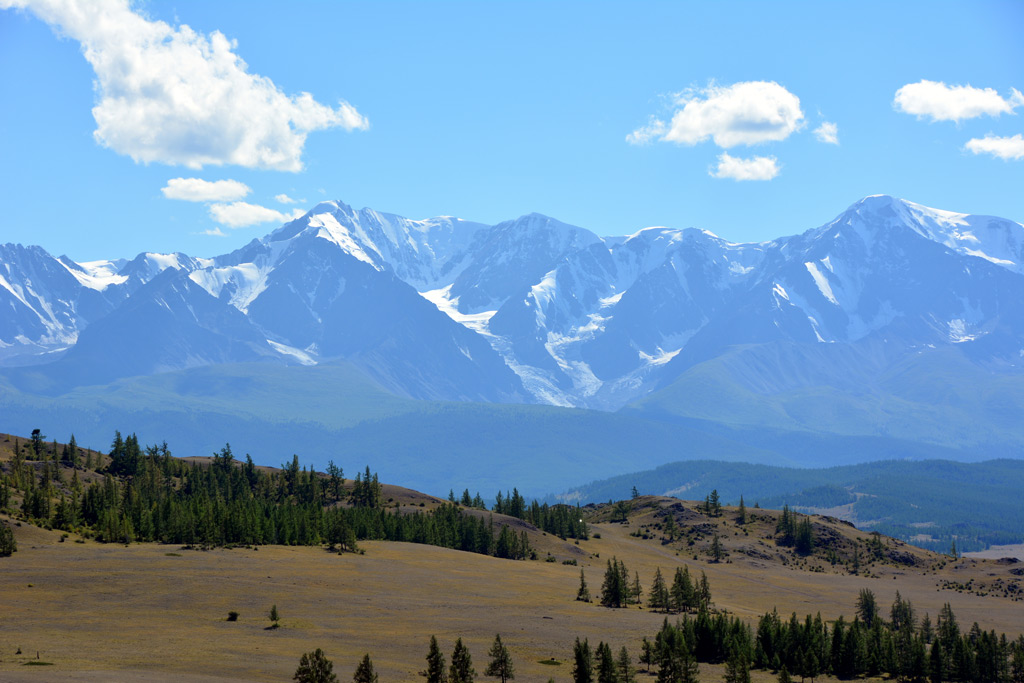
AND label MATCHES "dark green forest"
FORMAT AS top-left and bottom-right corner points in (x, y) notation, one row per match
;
(0, 430), (586, 560)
